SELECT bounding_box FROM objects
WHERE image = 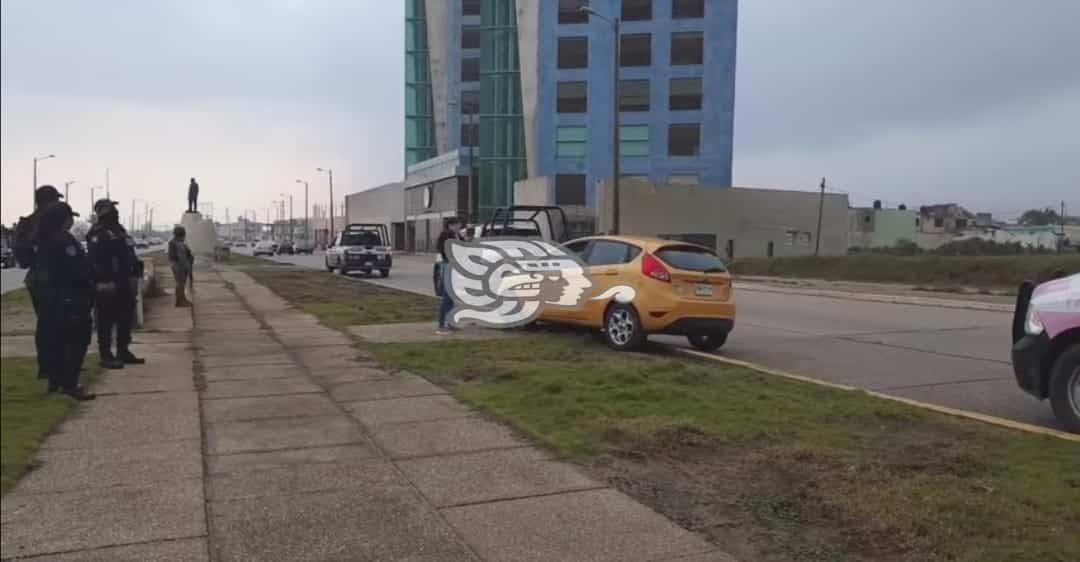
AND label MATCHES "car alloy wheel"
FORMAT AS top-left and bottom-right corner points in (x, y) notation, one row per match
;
(607, 309), (635, 346)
